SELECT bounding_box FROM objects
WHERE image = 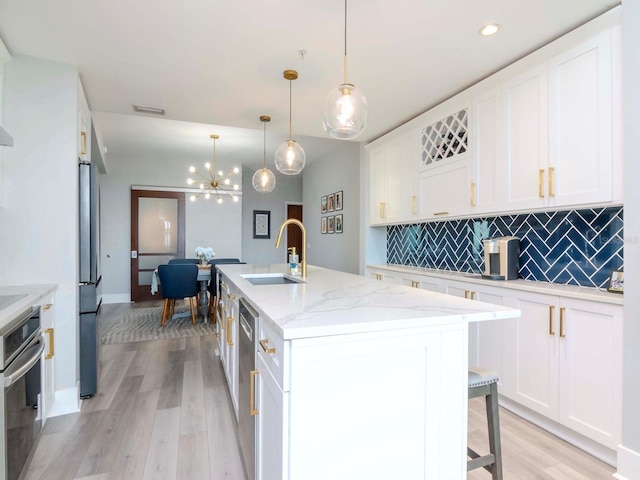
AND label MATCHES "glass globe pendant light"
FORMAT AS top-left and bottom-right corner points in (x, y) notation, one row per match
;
(322, 0), (368, 139)
(275, 70), (306, 175)
(252, 115), (276, 193)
